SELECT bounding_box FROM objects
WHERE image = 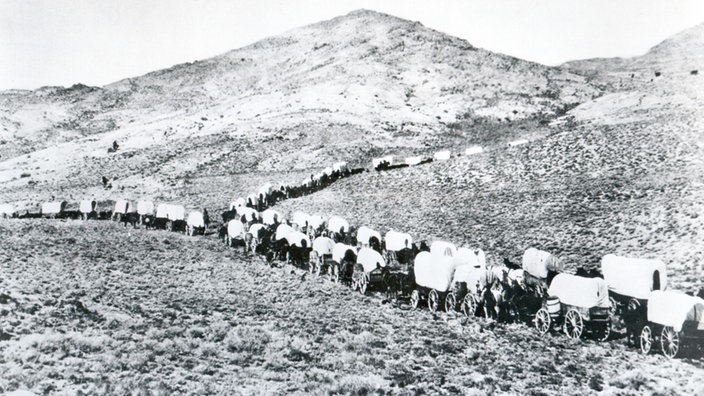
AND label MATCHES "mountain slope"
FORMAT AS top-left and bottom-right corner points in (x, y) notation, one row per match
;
(0, 9), (601, 207)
